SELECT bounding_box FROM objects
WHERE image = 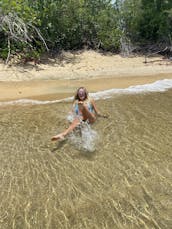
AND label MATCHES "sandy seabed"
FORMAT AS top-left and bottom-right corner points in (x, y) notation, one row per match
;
(0, 50), (172, 101)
